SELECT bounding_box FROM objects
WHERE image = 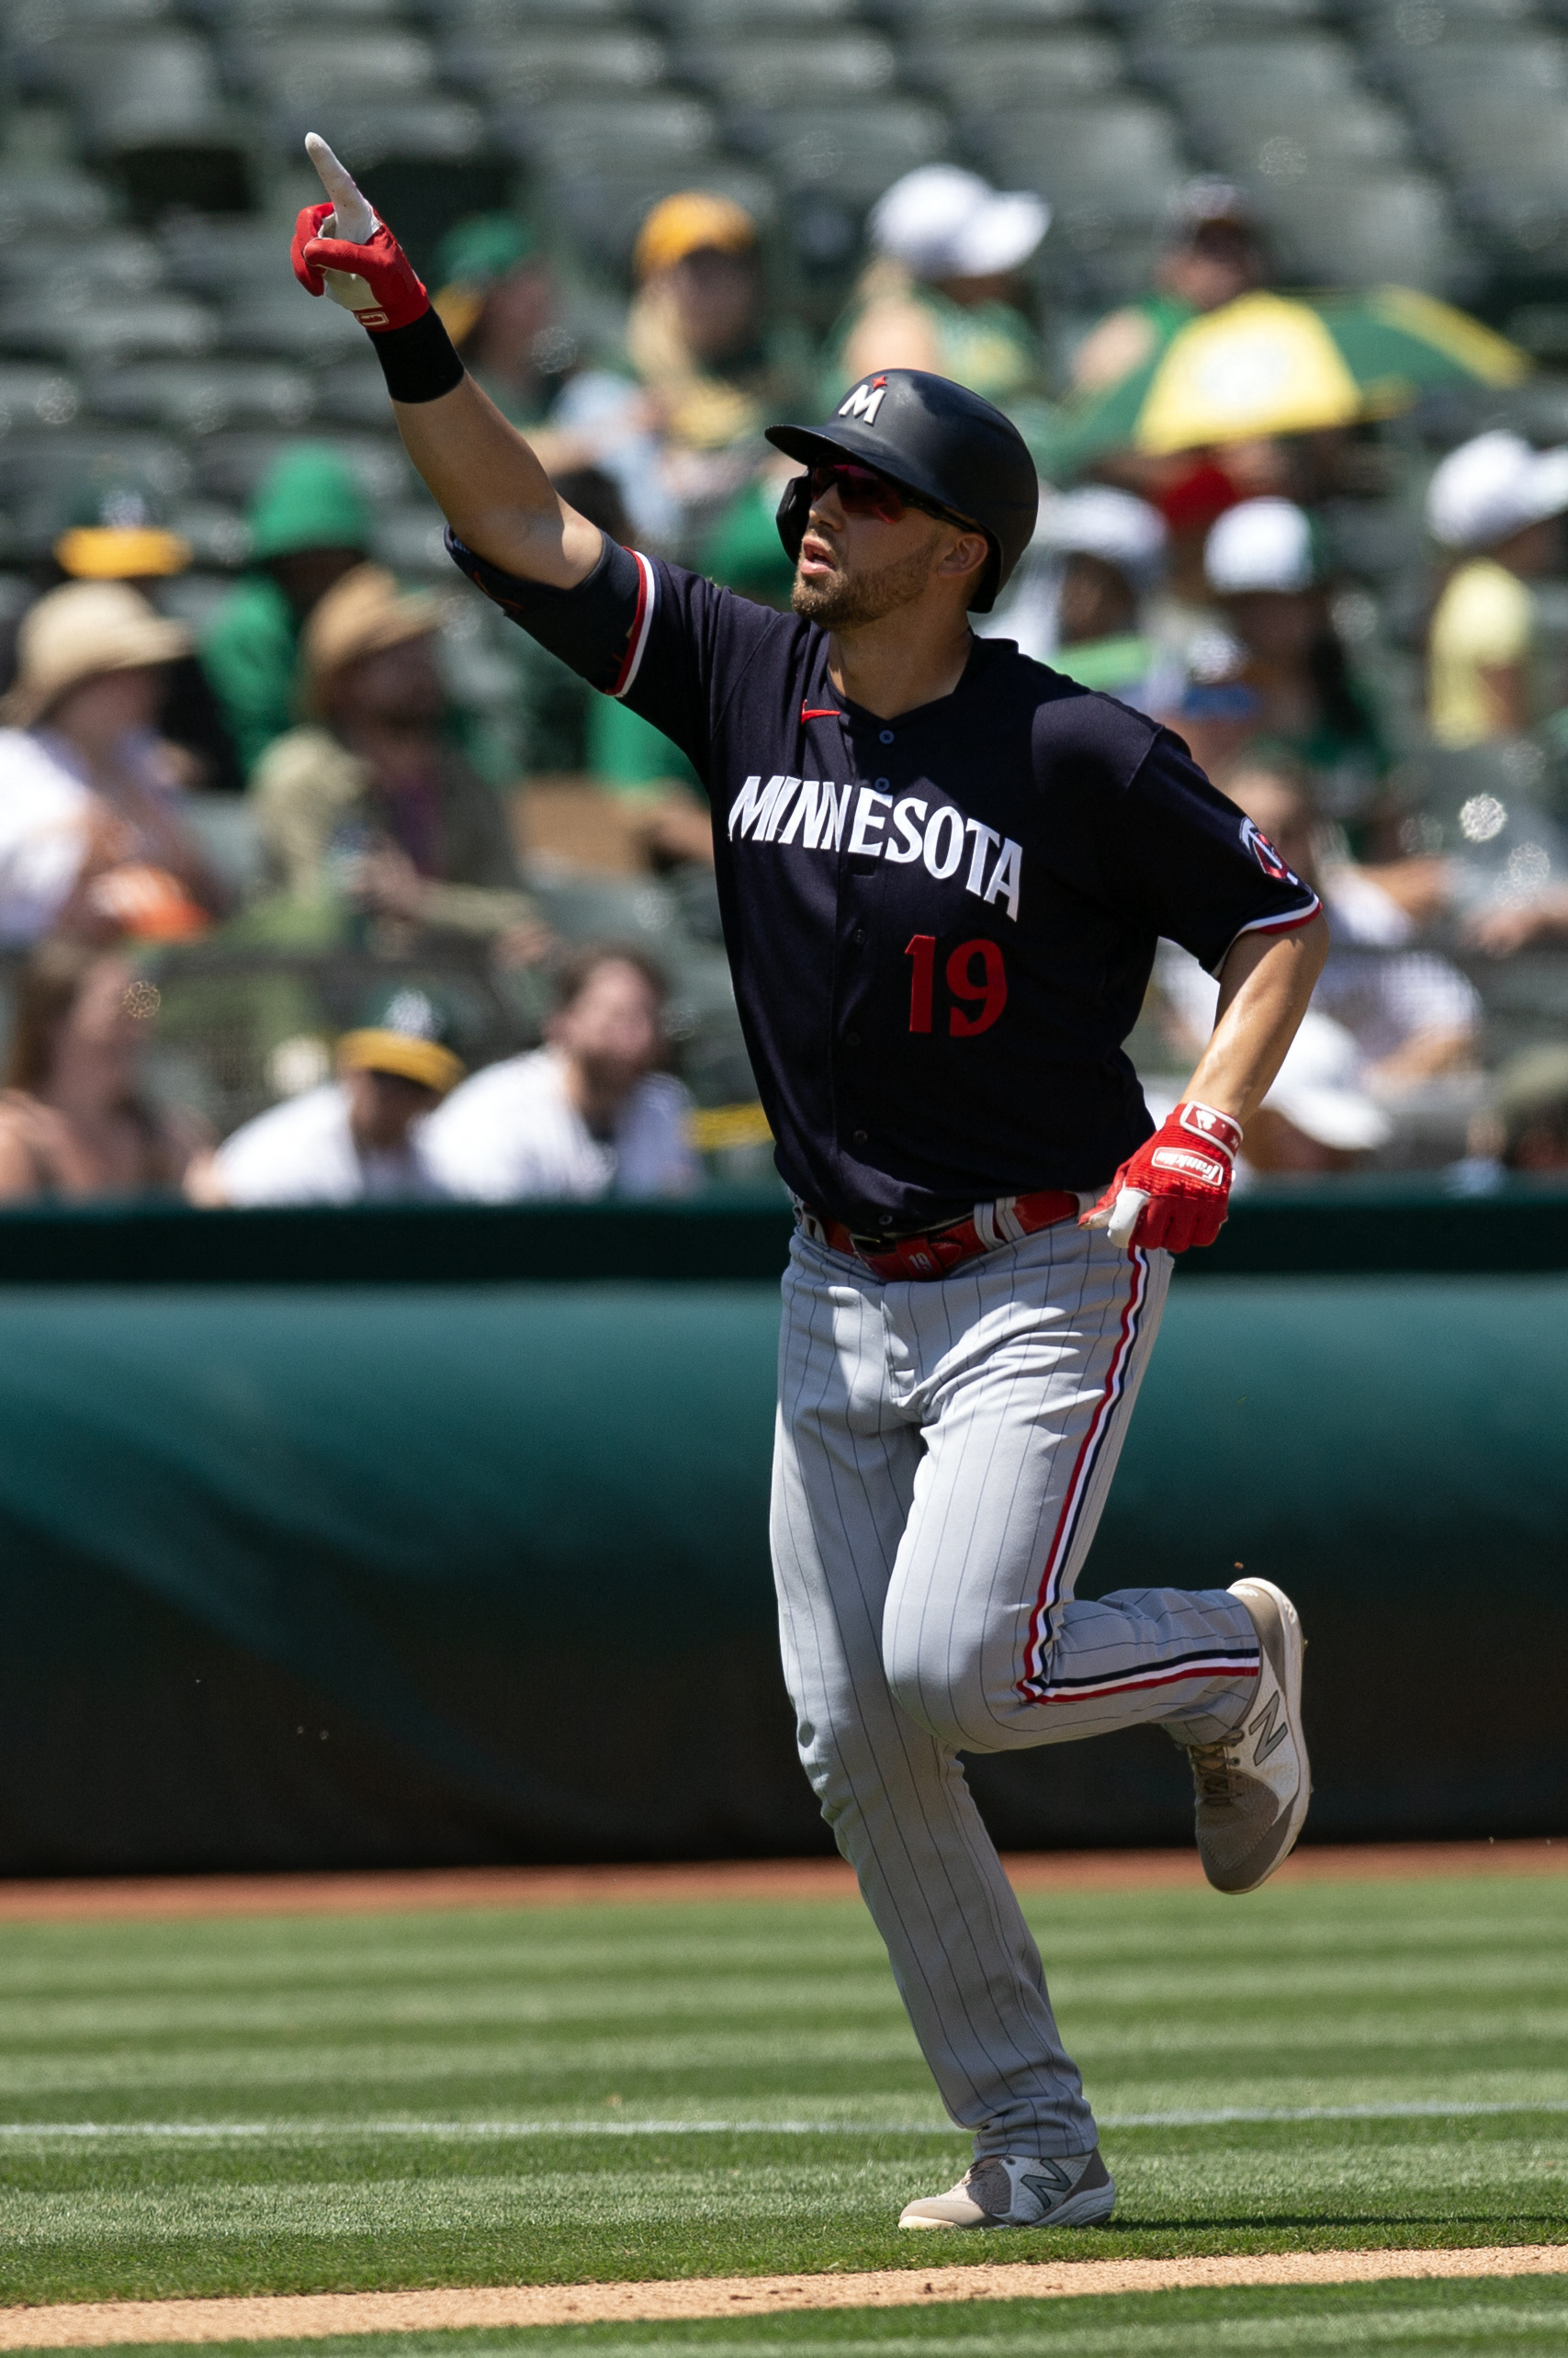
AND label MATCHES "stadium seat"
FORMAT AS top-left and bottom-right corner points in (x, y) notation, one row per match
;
(272, 97), (489, 164)
(1253, 170), (1466, 288)
(189, 428), (409, 509)
(1122, 0), (1327, 21)
(494, 93), (719, 169)
(0, 365), (83, 434)
(979, 97), (1190, 220)
(728, 101), (951, 200)
(190, 0), (407, 20)
(160, 214), (301, 296)
(19, 31), (232, 147)
(314, 355), (402, 428)
(218, 27), (437, 100)
(1187, 93), (1414, 177)
(657, 0), (868, 24)
(85, 359), (319, 434)
(434, 0), (637, 18)
(164, 499), (250, 570)
(1140, 30), (1366, 101)
(678, 32), (900, 108)
(0, 225), (165, 294)
(0, 289), (218, 367)
(905, 30), (1126, 107)
(437, 27), (667, 98)
(1369, 29), (1568, 104)
(0, 158), (113, 241)
(219, 288), (371, 363)
(889, 0), (1104, 25)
